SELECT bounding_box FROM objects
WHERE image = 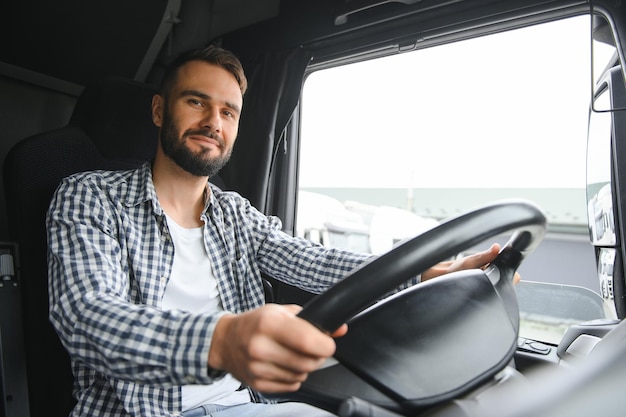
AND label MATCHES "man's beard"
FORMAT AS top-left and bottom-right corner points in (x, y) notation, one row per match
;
(160, 106), (232, 178)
